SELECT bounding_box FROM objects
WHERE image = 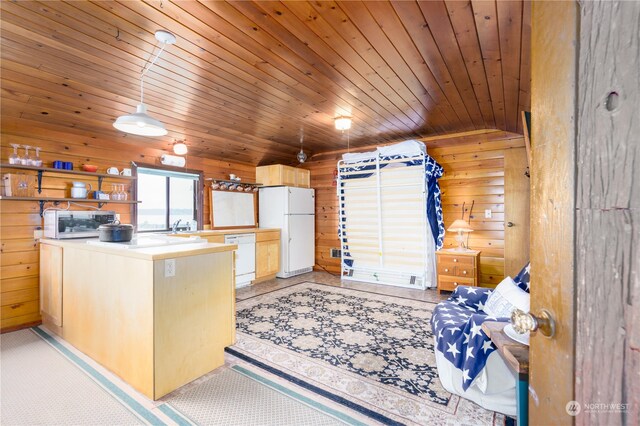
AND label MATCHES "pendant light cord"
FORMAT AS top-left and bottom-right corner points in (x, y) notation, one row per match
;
(139, 42), (168, 104)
